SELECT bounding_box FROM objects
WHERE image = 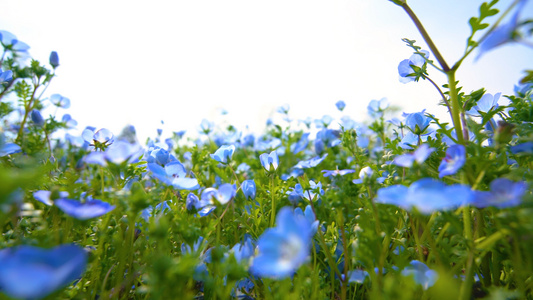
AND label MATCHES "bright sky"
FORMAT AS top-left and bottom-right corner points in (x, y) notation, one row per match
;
(2, 0), (532, 142)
